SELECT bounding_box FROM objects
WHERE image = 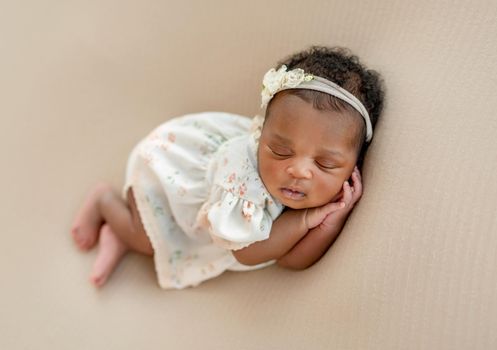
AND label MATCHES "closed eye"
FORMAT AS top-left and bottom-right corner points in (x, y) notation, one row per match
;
(316, 161), (336, 170)
(271, 149), (292, 157)
(268, 145), (292, 158)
